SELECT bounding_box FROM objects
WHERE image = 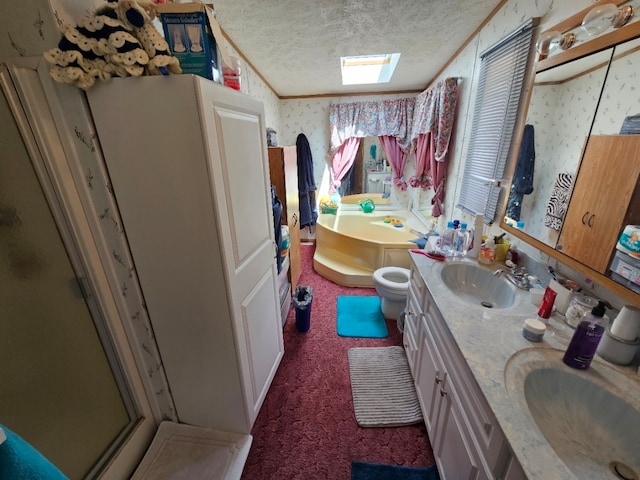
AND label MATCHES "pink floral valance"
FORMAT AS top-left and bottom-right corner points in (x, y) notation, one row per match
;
(411, 77), (459, 161)
(329, 97), (416, 155)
